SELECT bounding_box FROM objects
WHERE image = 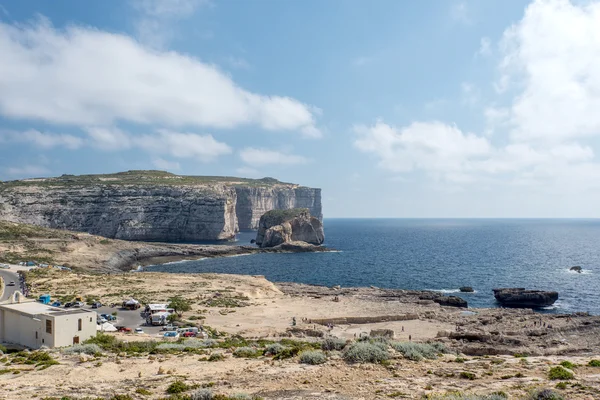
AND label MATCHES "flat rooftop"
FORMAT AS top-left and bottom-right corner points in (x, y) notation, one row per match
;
(0, 301), (93, 317)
